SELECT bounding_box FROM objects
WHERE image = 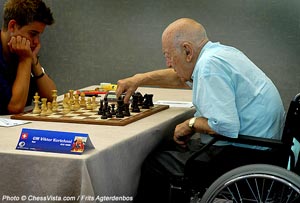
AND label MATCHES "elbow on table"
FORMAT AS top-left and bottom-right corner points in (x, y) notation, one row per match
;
(7, 103), (25, 114)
